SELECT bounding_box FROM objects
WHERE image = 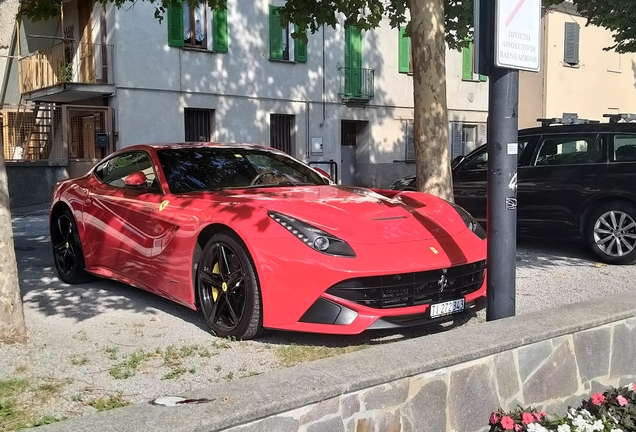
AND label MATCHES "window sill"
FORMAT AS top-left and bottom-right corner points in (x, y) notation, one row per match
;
(394, 159), (416, 163)
(269, 58), (300, 64)
(607, 68), (621, 74)
(562, 62), (580, 69)
(182, 46), (224, 54)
